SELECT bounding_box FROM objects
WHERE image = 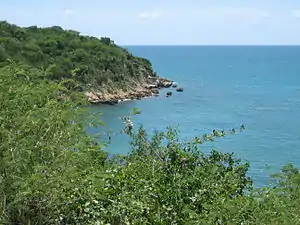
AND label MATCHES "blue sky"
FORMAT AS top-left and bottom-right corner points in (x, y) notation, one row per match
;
(1, 0), (300, 45)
